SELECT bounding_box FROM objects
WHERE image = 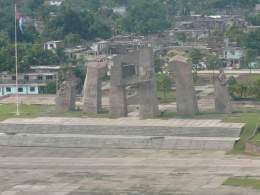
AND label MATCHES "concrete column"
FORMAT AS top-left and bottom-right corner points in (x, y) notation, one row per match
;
(170, 55), (198, 116)
(109, 85), (127, 118)
(82, 67), (102, 114)
(55, 81), (76, 112)
(109, 56), (127, 118)
(138, 48), (159, 118)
